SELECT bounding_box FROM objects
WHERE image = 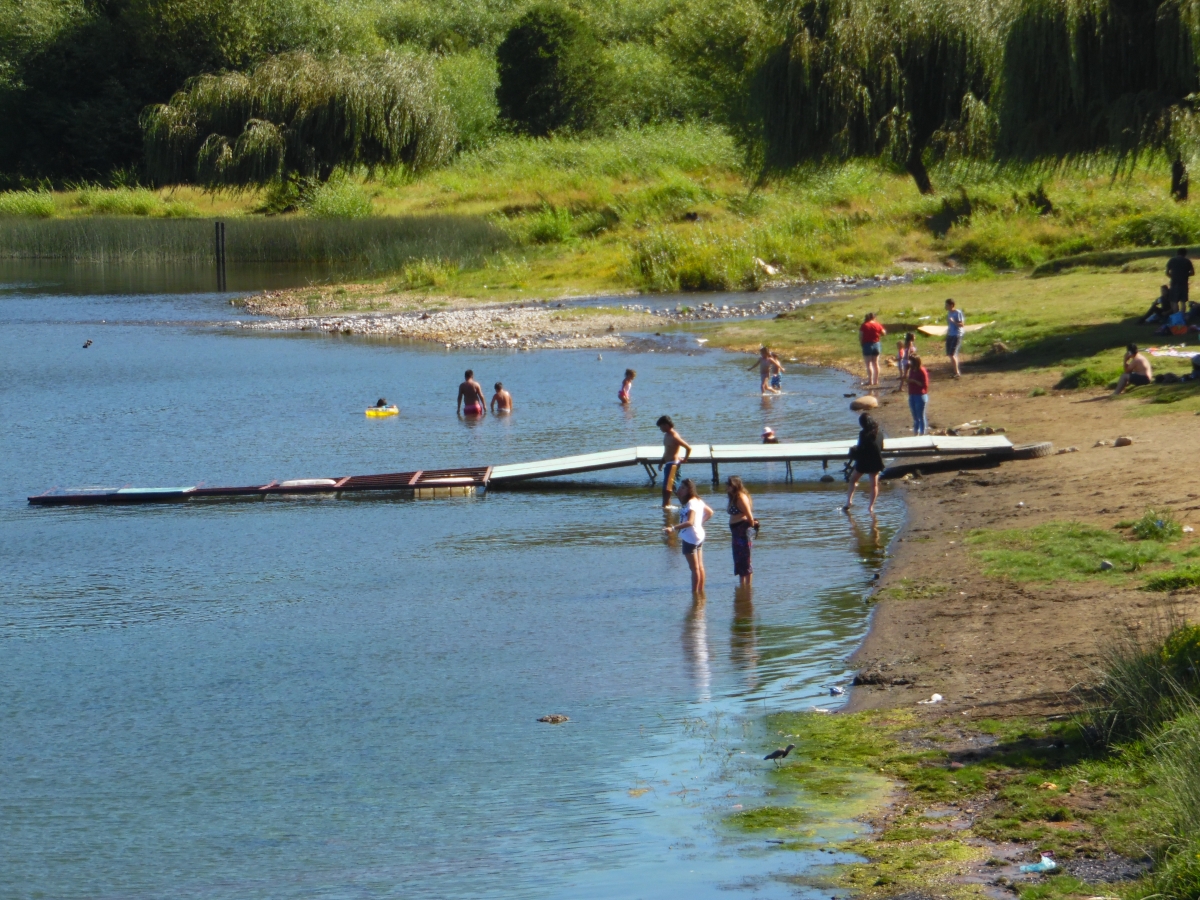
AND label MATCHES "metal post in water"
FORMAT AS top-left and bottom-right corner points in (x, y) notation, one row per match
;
(215, 221), (227, 292)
